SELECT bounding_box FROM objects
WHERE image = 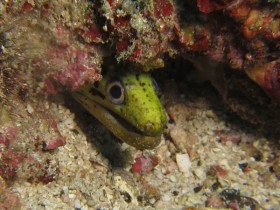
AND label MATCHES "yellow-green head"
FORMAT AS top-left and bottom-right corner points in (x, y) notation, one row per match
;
(72, 70), (167, 150)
